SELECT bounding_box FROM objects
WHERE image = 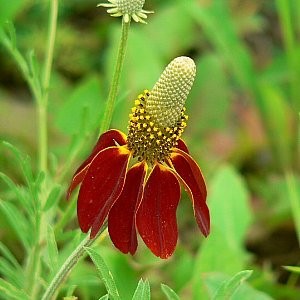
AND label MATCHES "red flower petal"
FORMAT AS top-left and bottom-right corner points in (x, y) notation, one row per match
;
(136, 164), (181, 259)
(175, 139), (189, 154)
(67, 130), (127, 199)
(170, 149), (210, 236)
(108, 162), (147, 255)
(77, 146), (131, 238)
